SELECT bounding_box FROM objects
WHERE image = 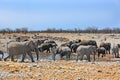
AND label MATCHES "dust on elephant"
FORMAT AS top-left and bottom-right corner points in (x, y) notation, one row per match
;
(52, 46), (71, 61)
(76, 45), (96, 62)
(4, 40), (38, 62)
